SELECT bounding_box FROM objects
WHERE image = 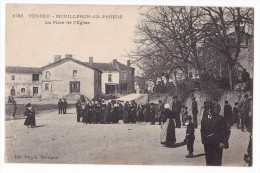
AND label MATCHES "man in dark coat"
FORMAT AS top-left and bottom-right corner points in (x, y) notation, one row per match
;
(63, 99), (68, 114)
(172, 96), (182, 128)
(239, 94), (251, 132)
(224, 101), (233, 126)
(201, 108), (230, 166)
(58, 99), (63, 114)
(191, 97), (198, 128)
(75, 99), (81, 122)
